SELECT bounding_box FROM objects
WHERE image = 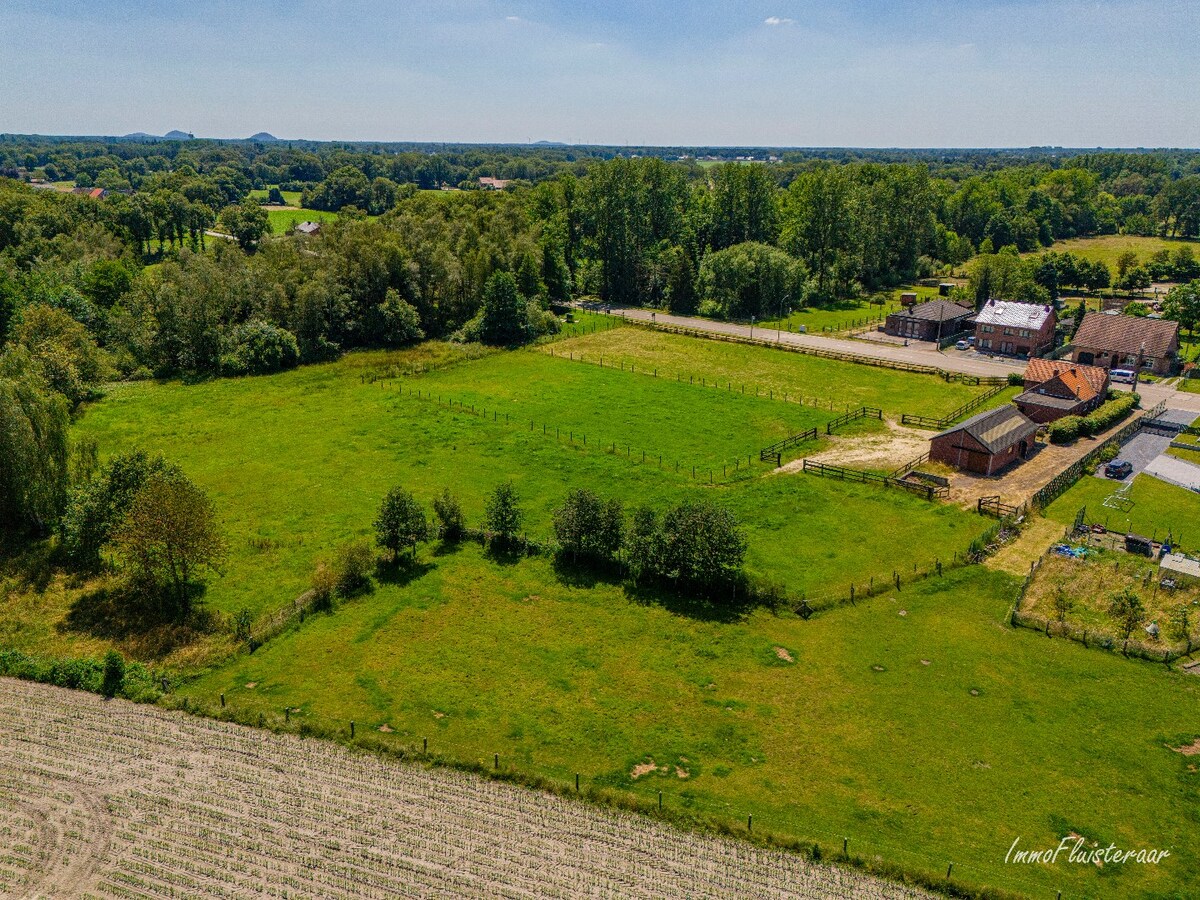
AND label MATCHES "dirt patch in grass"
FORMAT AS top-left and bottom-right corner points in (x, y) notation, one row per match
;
(773, 646), (794, 663)
(785, 419), (930, 473)
(1171, 738), (1200, 756)
(630, 760), (659, 779)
